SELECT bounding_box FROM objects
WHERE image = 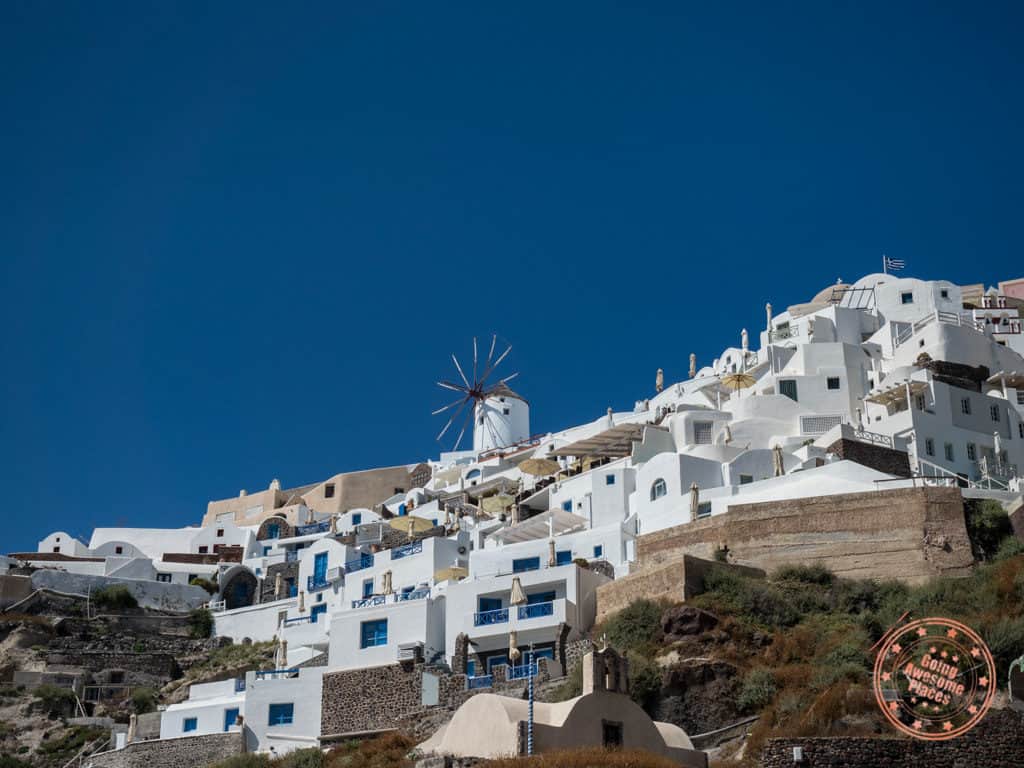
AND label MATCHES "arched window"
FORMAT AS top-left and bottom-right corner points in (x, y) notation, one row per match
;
(465, 469), (481, 480)
(650, 478), (667, 501)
